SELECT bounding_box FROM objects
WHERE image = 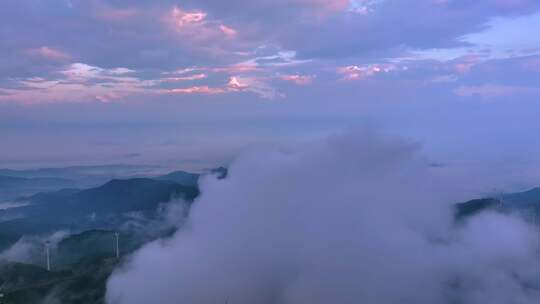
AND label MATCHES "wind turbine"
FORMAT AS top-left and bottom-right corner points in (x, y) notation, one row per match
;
(114, 232), (120, 259)
(45, 241), (51, 271)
